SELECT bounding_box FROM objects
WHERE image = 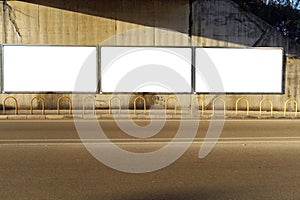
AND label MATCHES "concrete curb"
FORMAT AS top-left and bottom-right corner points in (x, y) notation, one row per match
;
(0, 115), (297, 120)
(0, 110), (298, 120)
